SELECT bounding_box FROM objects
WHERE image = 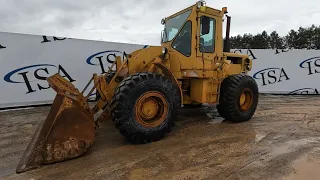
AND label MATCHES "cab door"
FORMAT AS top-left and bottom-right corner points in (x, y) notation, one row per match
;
(195, 13), (218, 71)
